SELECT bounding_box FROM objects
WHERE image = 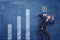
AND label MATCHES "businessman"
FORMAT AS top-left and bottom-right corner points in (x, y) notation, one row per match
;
(38, 14), (55, 40)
